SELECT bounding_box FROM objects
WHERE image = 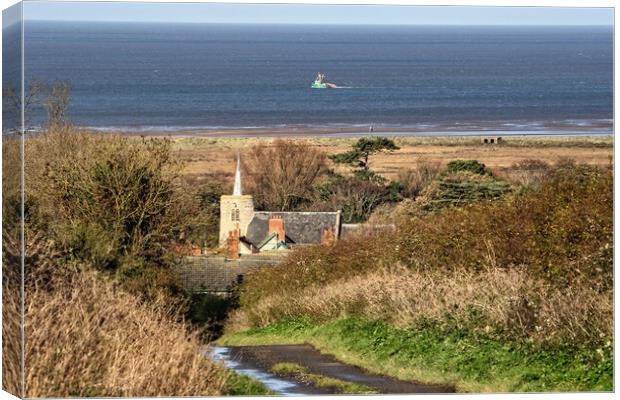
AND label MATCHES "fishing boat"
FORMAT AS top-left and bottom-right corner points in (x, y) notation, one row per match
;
(311, 72), (337, 89)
